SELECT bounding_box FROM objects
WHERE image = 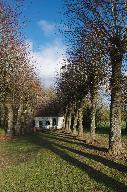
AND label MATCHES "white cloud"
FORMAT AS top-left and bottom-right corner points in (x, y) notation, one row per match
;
(29, 40), (66, 87)
(27, 19), (67, 87)
(38, 20), (56, 35)
(37, 19), (69, 37)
